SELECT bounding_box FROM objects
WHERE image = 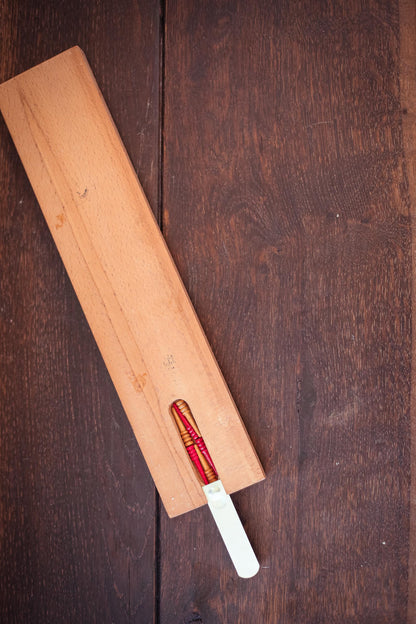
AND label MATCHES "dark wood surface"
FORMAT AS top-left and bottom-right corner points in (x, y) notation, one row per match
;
(0, 2), (160, 623)
(0, 1), (414, 622)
